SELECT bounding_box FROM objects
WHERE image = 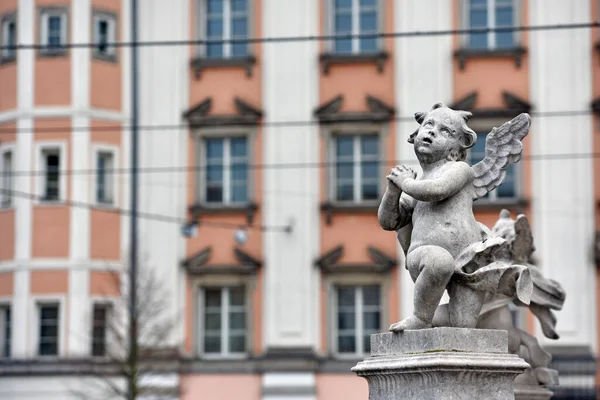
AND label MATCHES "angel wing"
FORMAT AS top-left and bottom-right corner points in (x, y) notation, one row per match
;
(471, 113), (532, 200)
